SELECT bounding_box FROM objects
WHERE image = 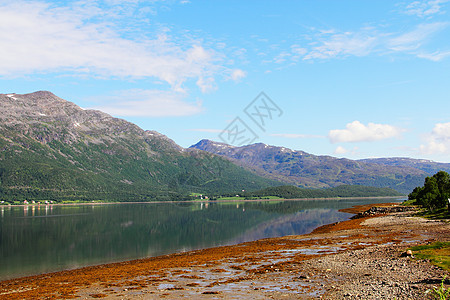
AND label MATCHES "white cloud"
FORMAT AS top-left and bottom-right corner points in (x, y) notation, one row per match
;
(420, 139), (448, 154)
(0, 0), (233, 93)
(230, 69), (247, 81)
(334, 146), (348, 154)
(328, 121), (404, 143)
(404, 0), (450, 17)
(90, 89), (204, 117)
(333, 146), (360, 156)
(420, 122), (450, 154)
(196, 76), (217, 93)
(431, 122), (450, 138)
